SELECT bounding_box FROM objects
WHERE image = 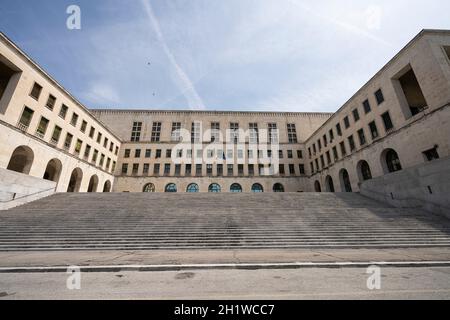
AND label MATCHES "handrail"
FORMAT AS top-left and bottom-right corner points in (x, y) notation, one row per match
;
(0, 187), (56, 203)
